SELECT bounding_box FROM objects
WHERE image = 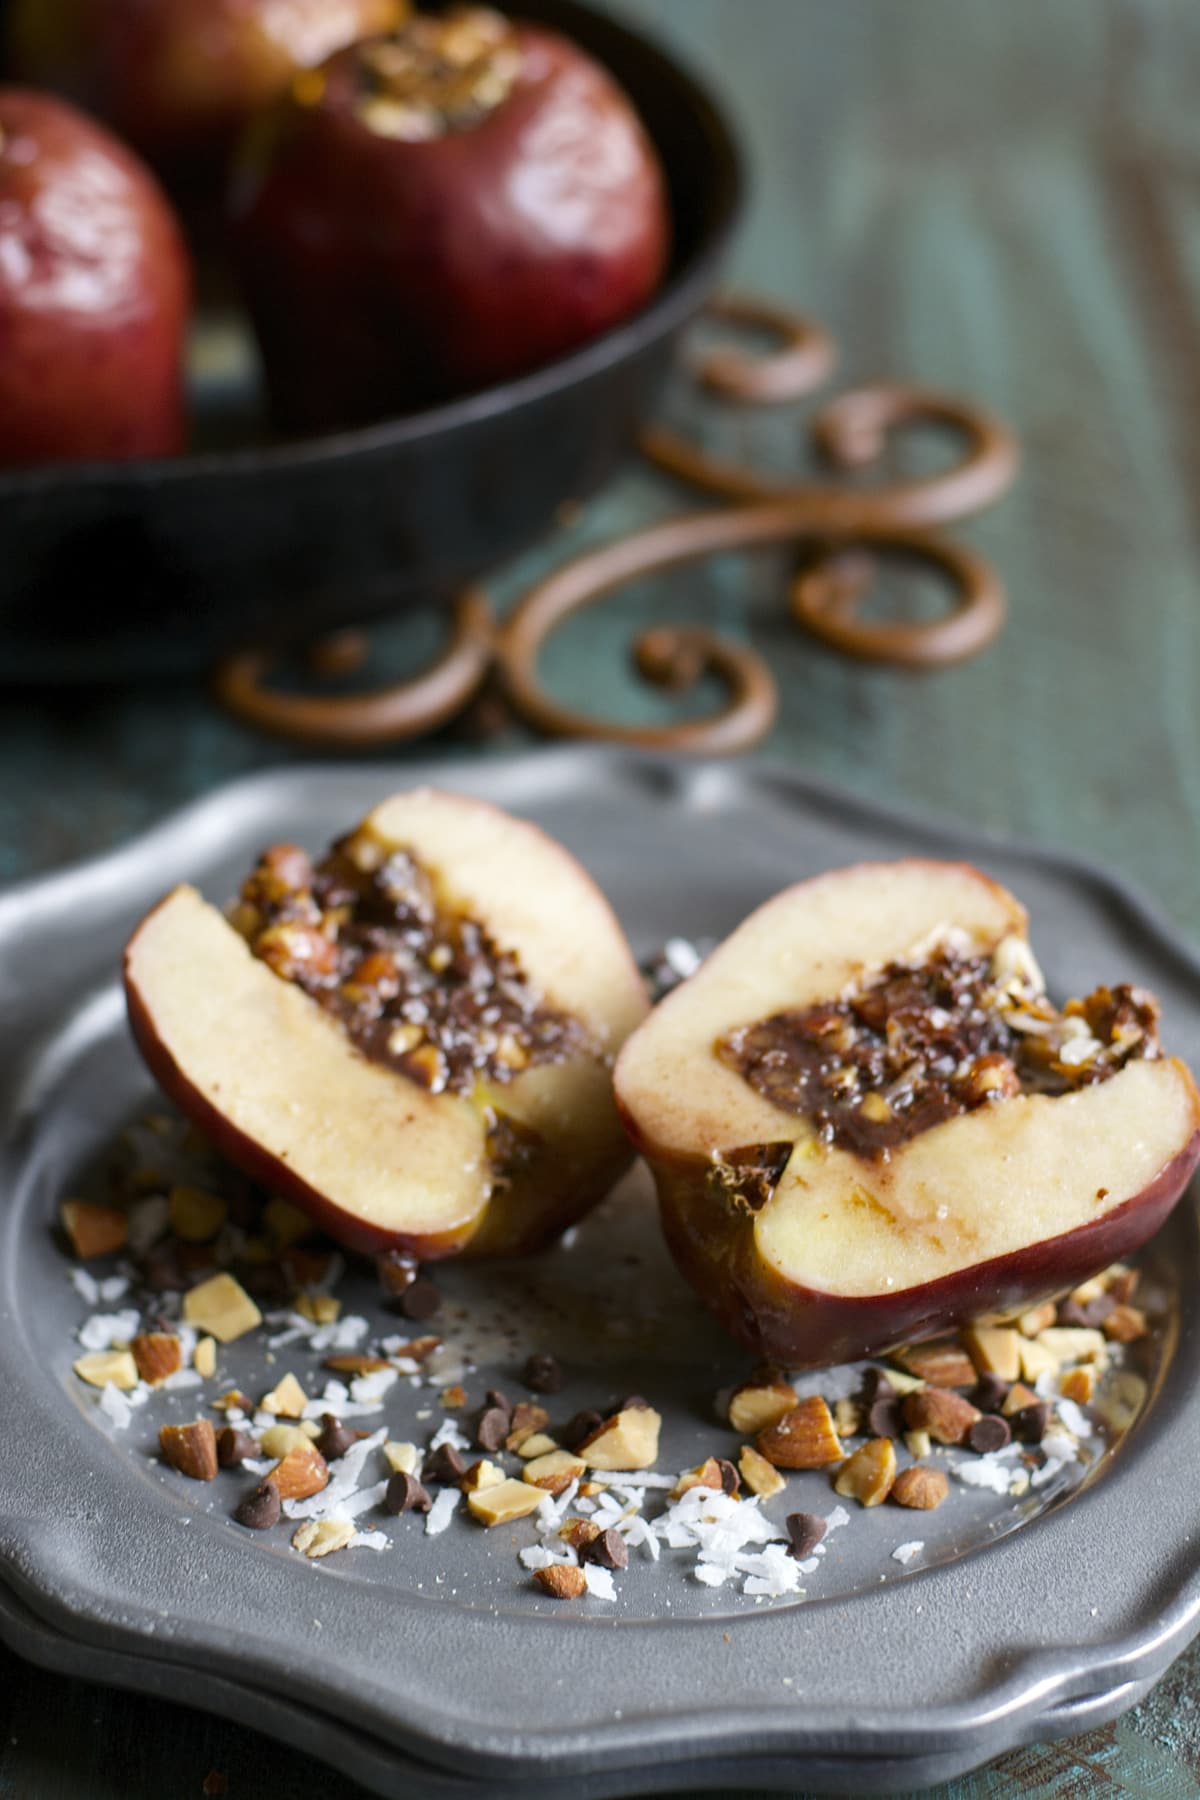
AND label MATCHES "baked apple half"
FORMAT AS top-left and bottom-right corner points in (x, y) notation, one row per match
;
(614, 860), (1200, 1368)
(124, 791), (648, 1259)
